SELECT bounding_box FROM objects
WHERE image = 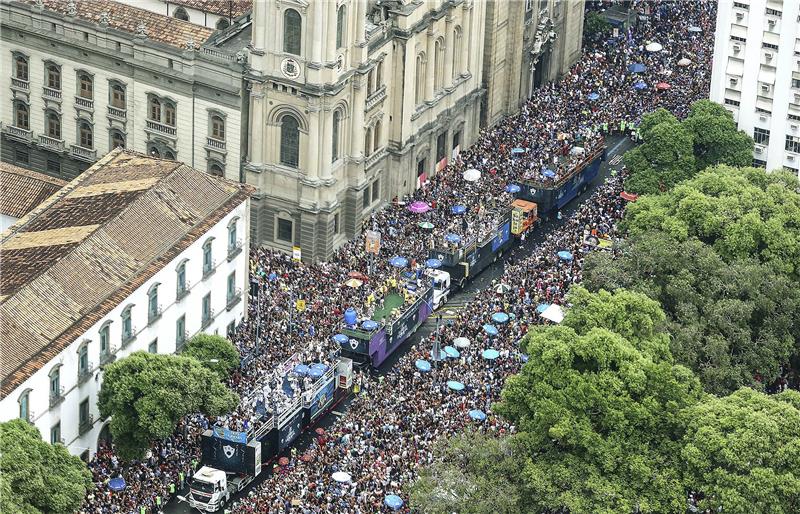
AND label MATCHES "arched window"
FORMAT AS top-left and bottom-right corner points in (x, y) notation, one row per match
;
(173, 6), (189, 20)
(165, 149), (176, 160)
(373, 119), (382, 151)
(14, 101), (29, 130)
(209, 162), (224, 177)
(211, 115), (225, 141)
(78, 73), (93, 99)
(110, 83), (126, 108)
(18, 390), (30, 420)
(99, 322), (111, 358)
(216, 18), (230, 30)
(78, 342), (89, 375)
(415, 52), (425, 104)
(227, 217), (238, 251)
(367, 69), (374, 96)
(202, 238), (214, 274)
(121, 306), (133, 342)
(283, 9), (302, 55)
(453, 26), (462, 78)
(336, 5), (346, 49)
(49, 366), (61, 400)
(79, 121), (93, 149)
(279, 114), (300, 167)
(434, 38), (444, 91)
(176, 260), (188, 295)
(364, 127), (372, 157)
(46, 111), (61, 139)
(332, 110), (341, 162)
(376, 61), (383, 87)
(147, 284), (159, 322)
(15, 55), (28, 80)
(149, 146), (161, 158)
(149, 97), (161, 121)
(164, 102), (176, 126)
(46, 63), (61, 90)
(111, 130), (125, 149)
